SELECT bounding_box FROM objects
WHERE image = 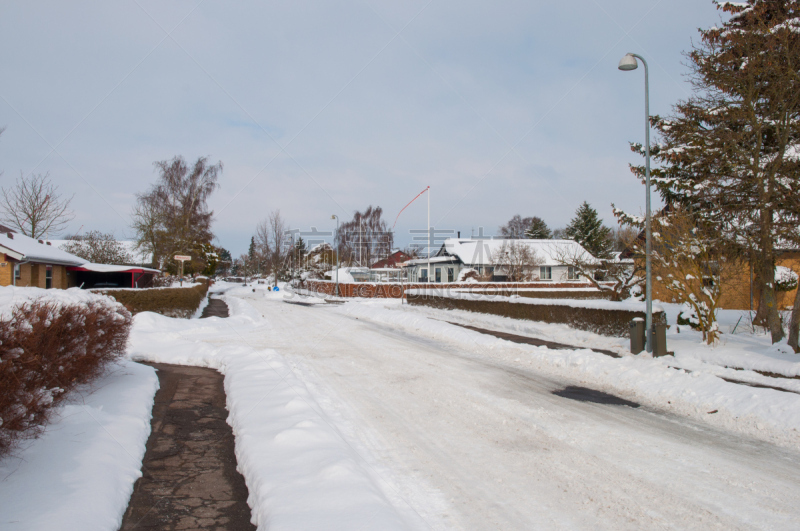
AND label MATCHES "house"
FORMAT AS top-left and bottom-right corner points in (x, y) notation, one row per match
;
(0, 225), (160, 289)
(402, 238), (596, 283)
(370, 250), (411, 269)
(0, 225), (85, 288)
